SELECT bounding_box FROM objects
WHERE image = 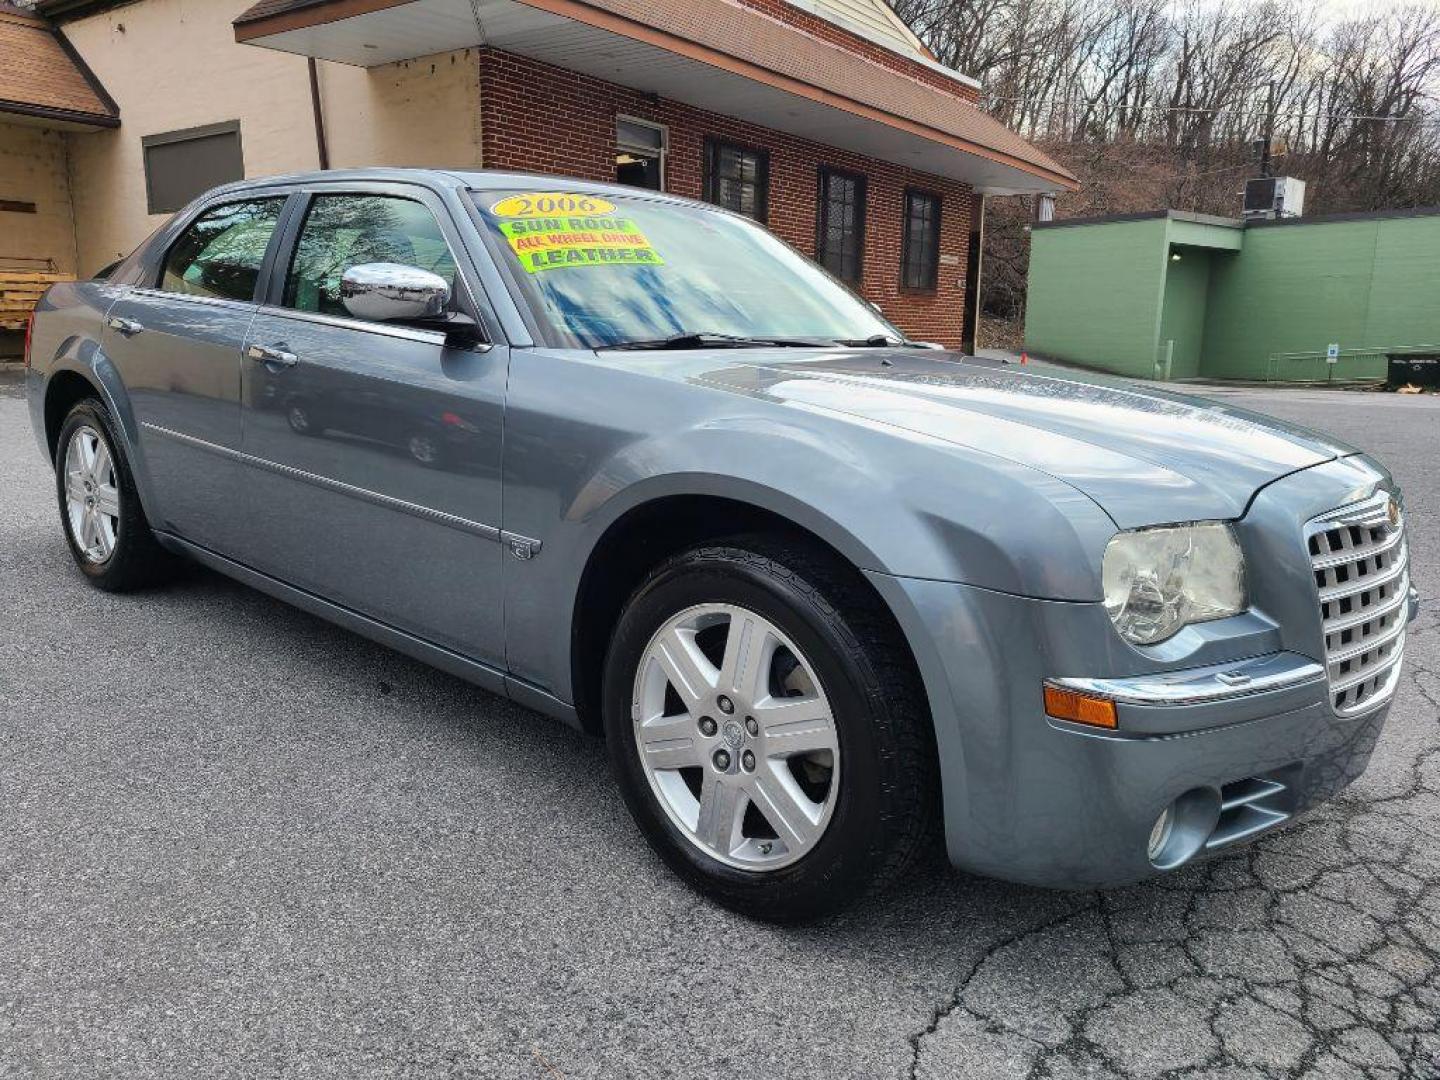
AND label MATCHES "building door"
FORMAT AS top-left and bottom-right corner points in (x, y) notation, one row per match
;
(237, 188), (509, 667)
